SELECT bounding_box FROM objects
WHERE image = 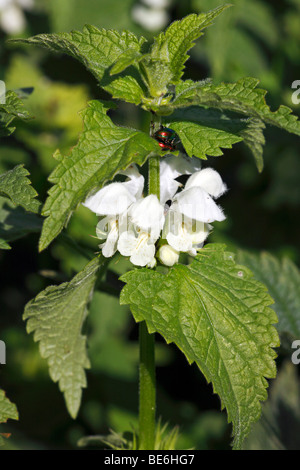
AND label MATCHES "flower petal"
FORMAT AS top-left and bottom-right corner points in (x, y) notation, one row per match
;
(130, 240), (156, 267)
(185, 168), (227, 198)
(102, 228), (119, 257)
(117, 231), (137, 257)
(83, 182), (136, 215)
(160, 154), (201, 203)
(164, 209), (193, 252)
(190, 221), (211, 245)
(129, 194), (164, 239)
(121, 164), (145, 199)
(118, 230), (155, 266)
(174, 187), (225, 223)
